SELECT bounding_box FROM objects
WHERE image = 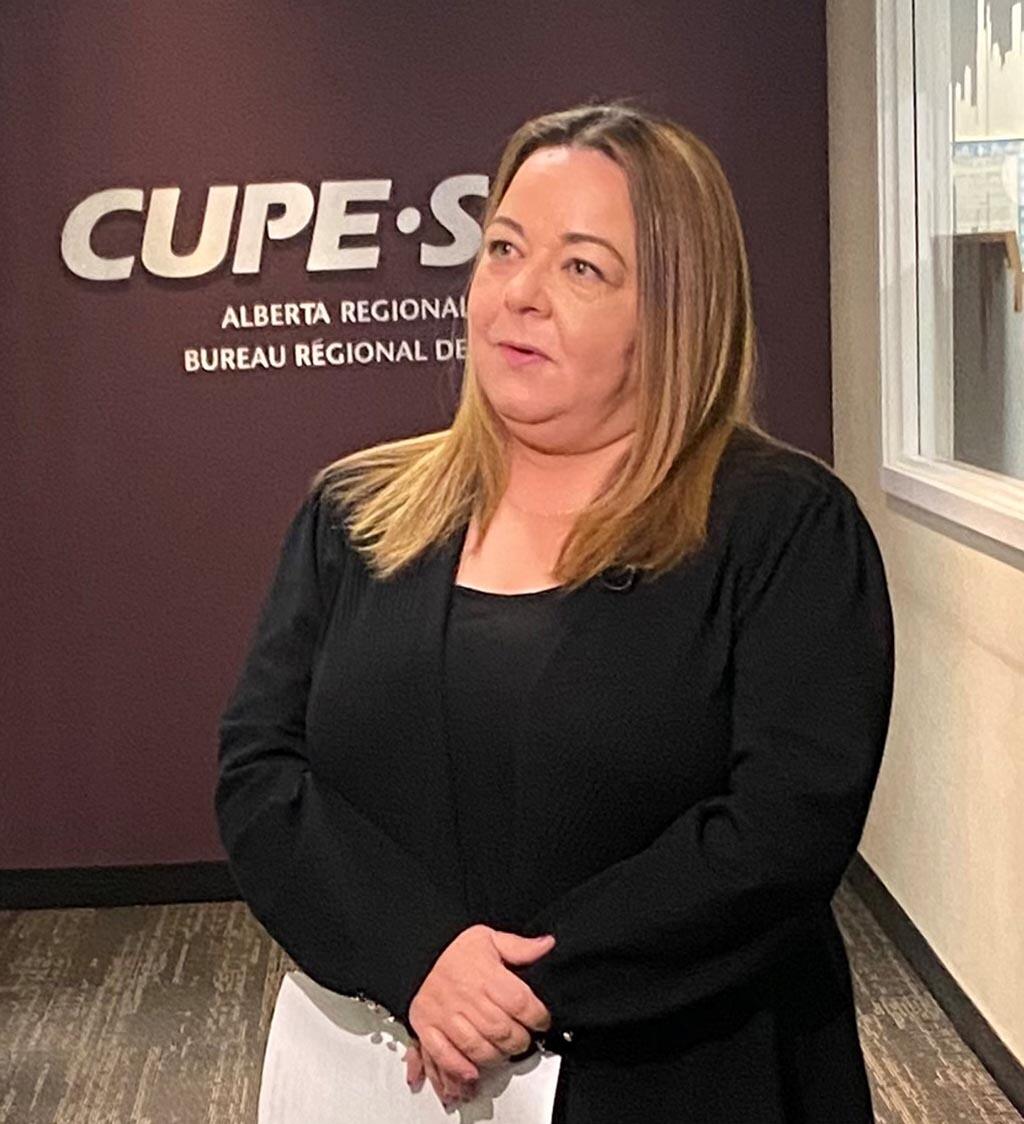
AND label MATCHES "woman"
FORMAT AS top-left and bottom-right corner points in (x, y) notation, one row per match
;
(216, 101), (896, 1121)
